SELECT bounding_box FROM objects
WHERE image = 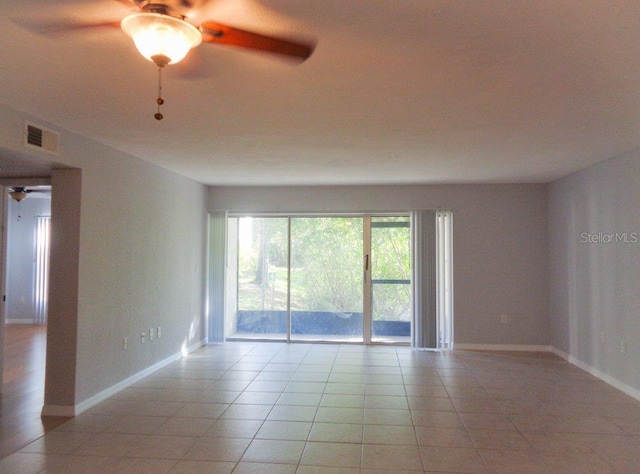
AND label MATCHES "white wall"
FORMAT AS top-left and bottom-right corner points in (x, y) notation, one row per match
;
(549, 148), (640, 394)
(5, 195), (50, 323)
(209, 184), (549, 346)
(0, 103), (208, 412)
